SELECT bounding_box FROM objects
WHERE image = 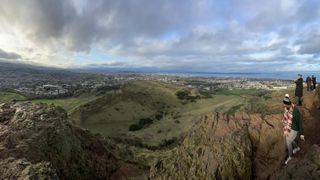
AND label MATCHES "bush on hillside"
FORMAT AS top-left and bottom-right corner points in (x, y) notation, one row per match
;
(199, 91), (212, 98)
(139, 118), (153, 126)
(175, 89), (200, 103)
(155, 111), (164, 120)
(129, 124), (142, 131)
(175, 89), (191, 100)
(128, 117), (154, 131)
(159, 137), (178, 148)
